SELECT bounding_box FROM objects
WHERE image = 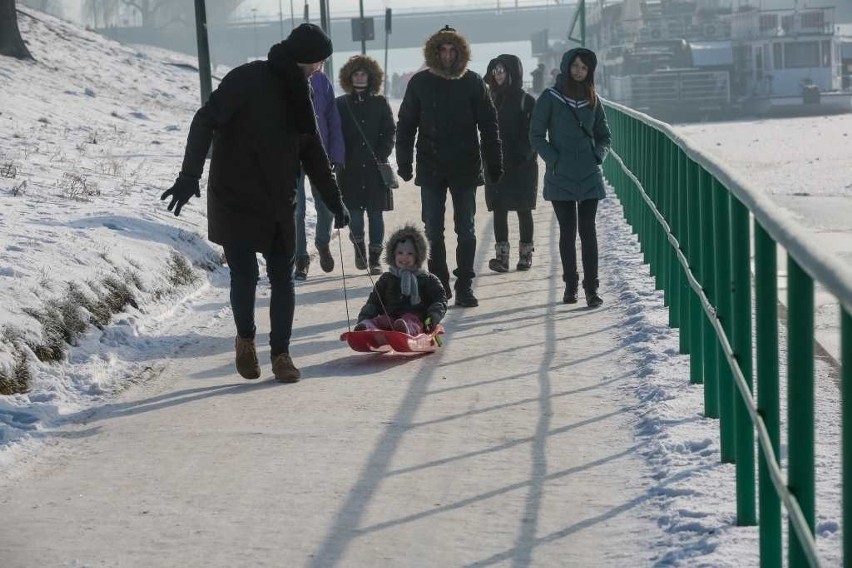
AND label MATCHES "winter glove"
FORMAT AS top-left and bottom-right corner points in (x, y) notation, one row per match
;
(397, 163), (413, 182)
(333, 202), (351, 229)
(160, 172), (200, 217)
(487, 163), (504, 184)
